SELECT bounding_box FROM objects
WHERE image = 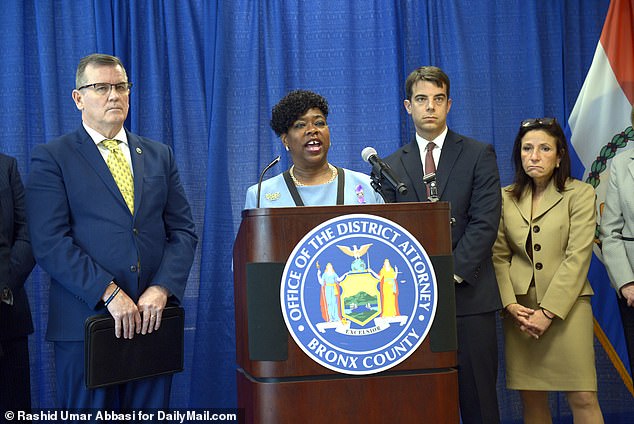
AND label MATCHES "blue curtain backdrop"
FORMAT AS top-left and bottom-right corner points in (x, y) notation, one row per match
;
(1, 0), (632, 422)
